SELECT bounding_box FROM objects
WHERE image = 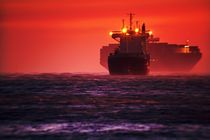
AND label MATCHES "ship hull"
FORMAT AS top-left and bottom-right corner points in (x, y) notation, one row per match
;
(100, 43), (202, 72)
(108, 54), (149, 75)
(150, 53), (201, 72)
